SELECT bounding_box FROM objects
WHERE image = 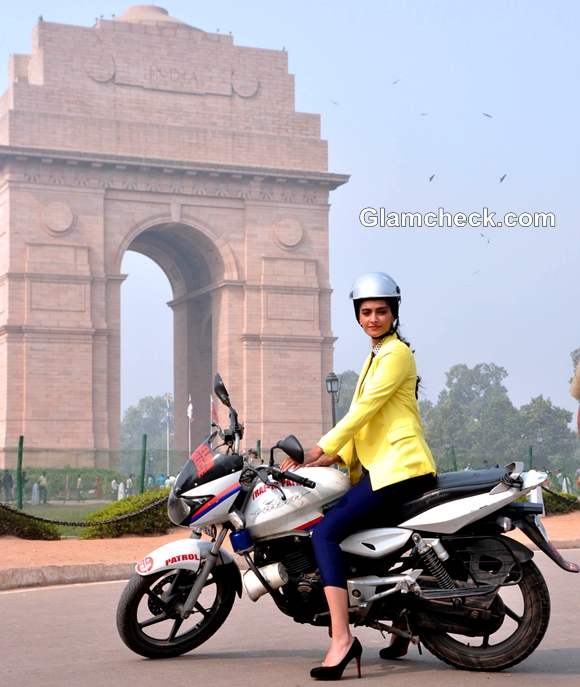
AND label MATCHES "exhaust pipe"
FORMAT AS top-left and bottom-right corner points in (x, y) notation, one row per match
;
(243, 562), (288, 601)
